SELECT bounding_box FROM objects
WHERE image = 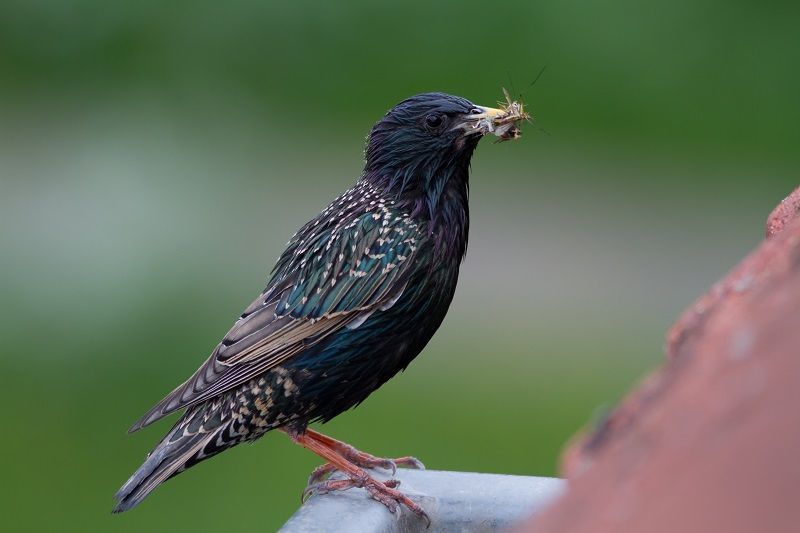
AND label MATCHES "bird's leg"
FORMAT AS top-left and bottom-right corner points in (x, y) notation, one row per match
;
(301, 428), (424, 485)
(283, 428), (430, 526)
